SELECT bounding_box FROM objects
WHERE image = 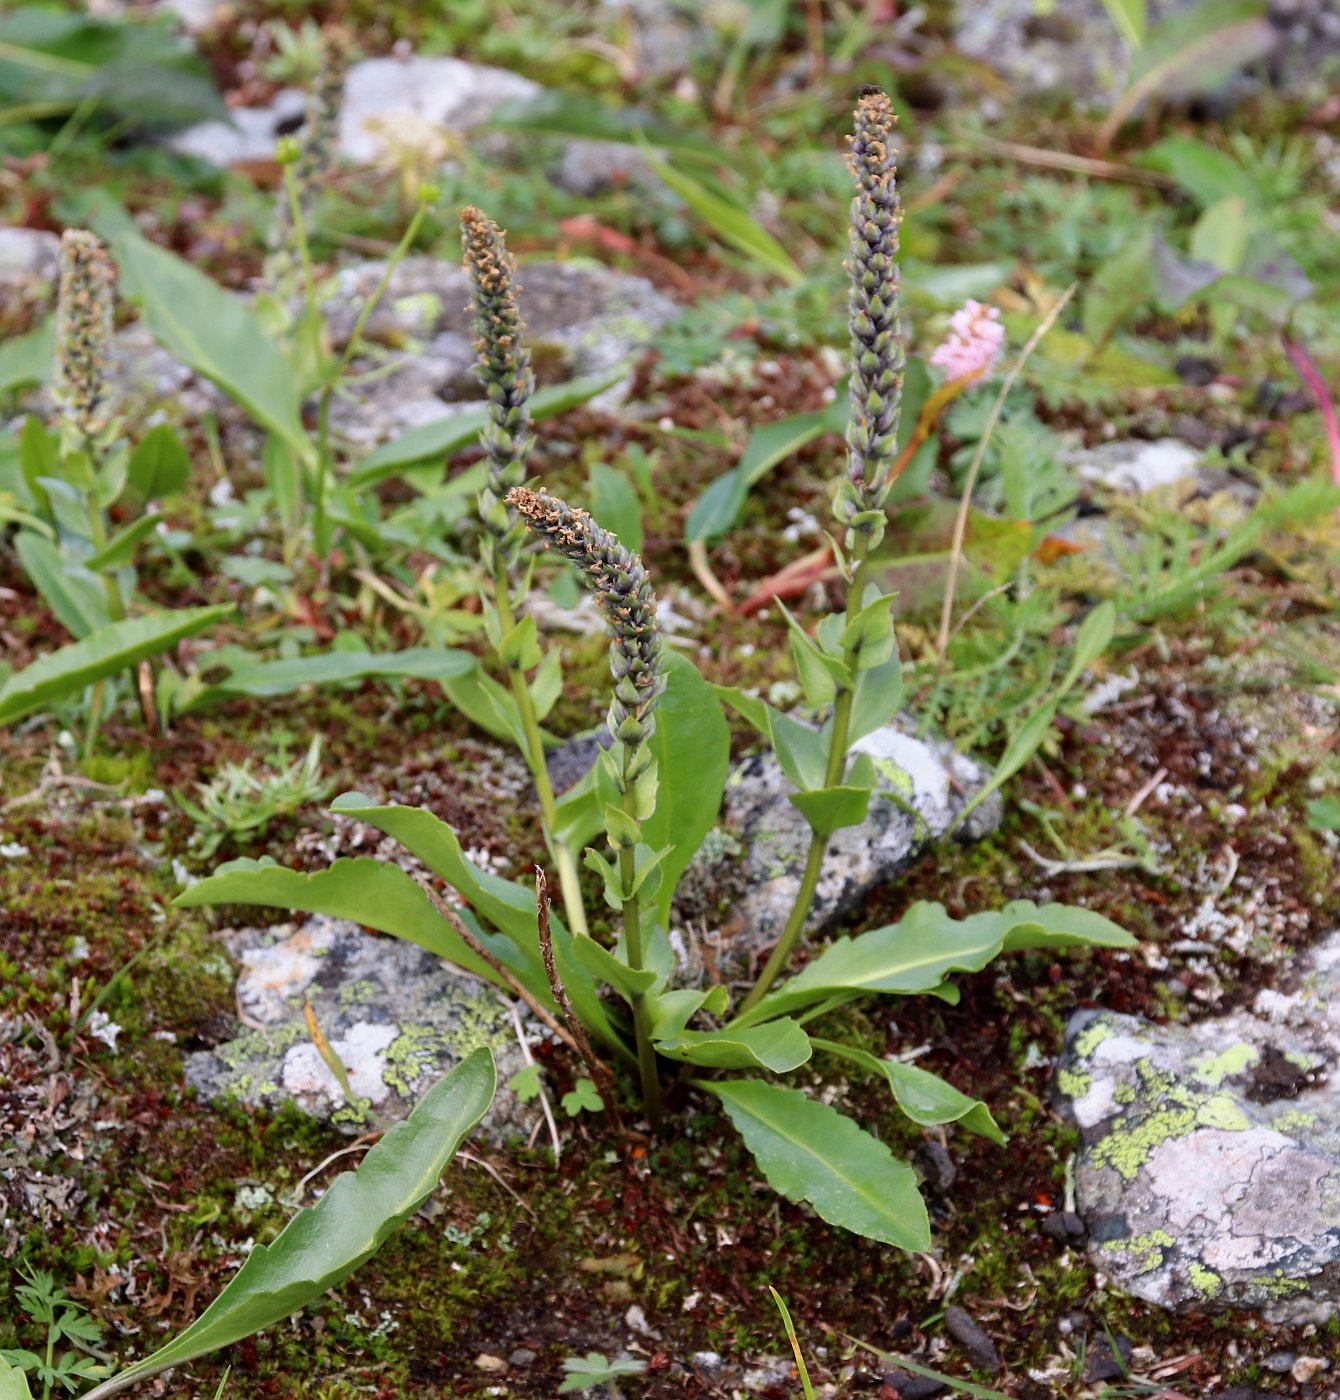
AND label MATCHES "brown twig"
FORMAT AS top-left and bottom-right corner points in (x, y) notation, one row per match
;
(535, 869), (625, 1133)
(409, 870), (580, 1056)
